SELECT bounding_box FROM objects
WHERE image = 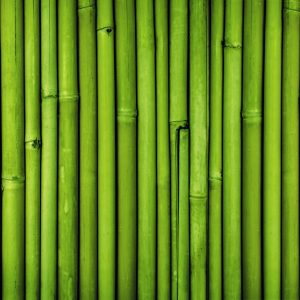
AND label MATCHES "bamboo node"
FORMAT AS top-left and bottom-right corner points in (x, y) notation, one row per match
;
(59, 94), (79, 103)
(284, 0), (300, 12)
(117, 109), (137, 119)
(78, 2), (95, 10)
(189, 194), (208, 201)
(209, 175), (222, 182)
(222, 40), (242, 49)
(97, 26), (114, 35)
(242, 110), (262, 120)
